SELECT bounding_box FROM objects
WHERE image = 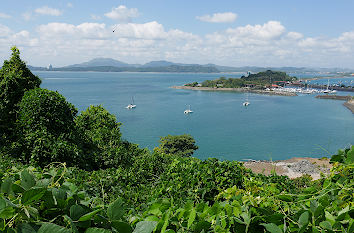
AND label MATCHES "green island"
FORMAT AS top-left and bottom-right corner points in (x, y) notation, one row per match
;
(1, 47), (353, 233)
(185, 70), (297, 89)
